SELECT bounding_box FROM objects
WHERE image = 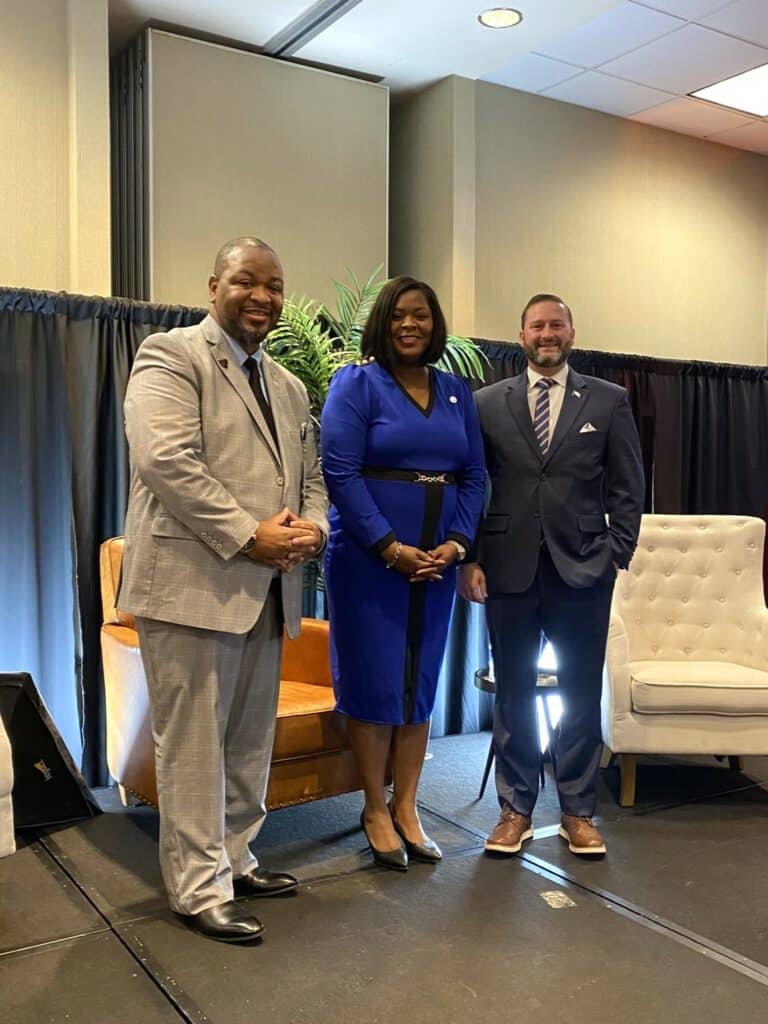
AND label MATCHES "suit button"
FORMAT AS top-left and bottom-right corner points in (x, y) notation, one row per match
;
(276, 476), (284, 486)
